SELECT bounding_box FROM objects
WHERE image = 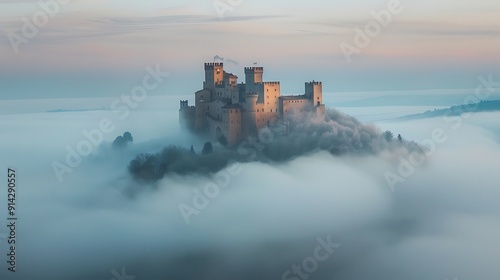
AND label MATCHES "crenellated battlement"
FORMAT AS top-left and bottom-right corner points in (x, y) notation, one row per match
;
(244, 67), (264, 72)
(180, 100), (195, 110)
(264, 81), (280, 85)
(306, 81), (322, 85)
(205, 62), (223, 70)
